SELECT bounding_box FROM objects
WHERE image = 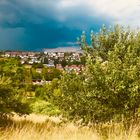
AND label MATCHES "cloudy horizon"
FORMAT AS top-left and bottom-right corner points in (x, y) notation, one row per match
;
(0, 0), (140, 51)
